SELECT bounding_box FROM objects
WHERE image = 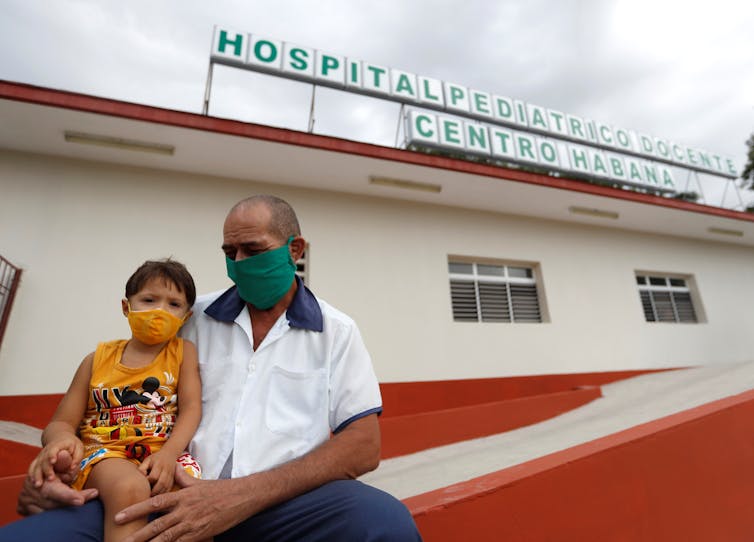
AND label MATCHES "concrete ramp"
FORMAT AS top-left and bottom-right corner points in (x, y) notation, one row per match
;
(362, 361), (754, 540)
